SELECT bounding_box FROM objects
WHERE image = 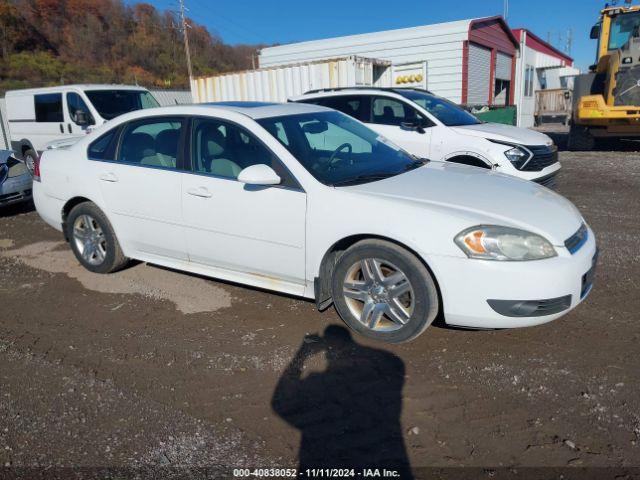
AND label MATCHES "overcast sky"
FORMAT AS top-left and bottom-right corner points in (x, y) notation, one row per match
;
(145, 0), (608, 71)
